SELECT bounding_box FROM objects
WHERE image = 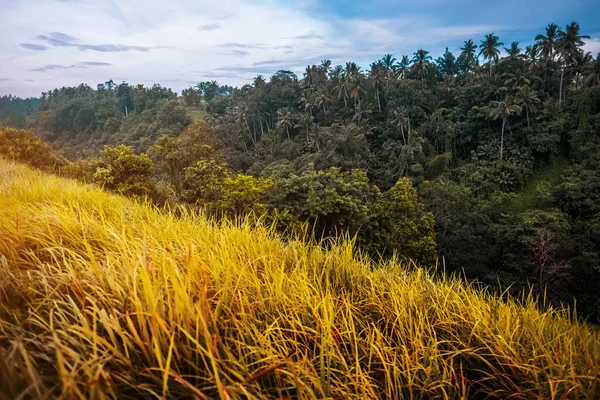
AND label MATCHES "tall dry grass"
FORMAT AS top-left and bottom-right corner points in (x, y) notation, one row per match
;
(0, 159), (599, 399)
